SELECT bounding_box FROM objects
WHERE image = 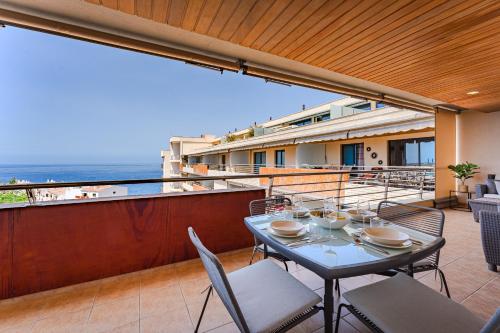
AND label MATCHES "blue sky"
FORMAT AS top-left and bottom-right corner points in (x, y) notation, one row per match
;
(0, 26), (340, 164)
